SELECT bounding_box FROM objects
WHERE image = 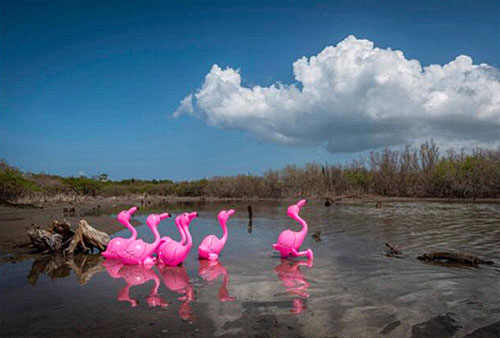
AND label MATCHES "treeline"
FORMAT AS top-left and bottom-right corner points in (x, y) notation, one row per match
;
(1, 141), (499, 202)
